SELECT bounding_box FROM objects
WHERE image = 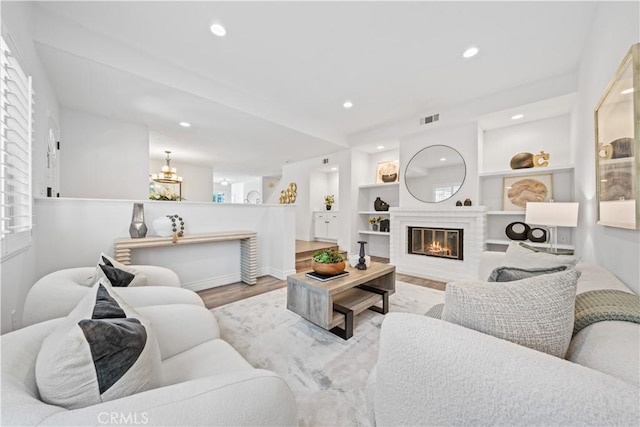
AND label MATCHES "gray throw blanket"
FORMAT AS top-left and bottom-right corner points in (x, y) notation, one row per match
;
(573, 289), (640, 335)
